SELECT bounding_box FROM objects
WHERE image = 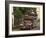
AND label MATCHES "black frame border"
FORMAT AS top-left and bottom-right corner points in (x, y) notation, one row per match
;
(5, 1), (45, 37)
